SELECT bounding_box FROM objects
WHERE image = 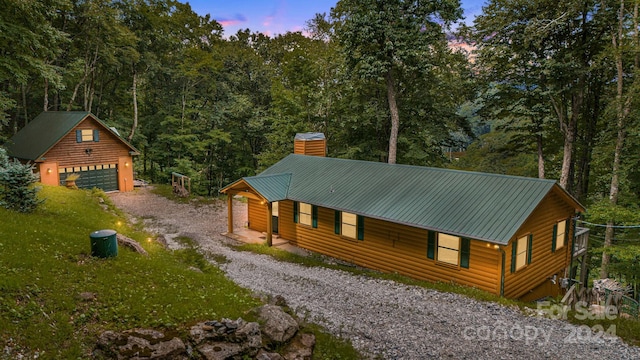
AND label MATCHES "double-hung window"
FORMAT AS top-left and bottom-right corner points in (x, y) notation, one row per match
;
(427, 231), (470, 268)
(552, 219), (568, 252)
(299, 203), (313, 226)
(293, 202), (317, 228)
(512, 234), (533, 272)
(437, 233), (461, 266)
(334, 210), (364, 240)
